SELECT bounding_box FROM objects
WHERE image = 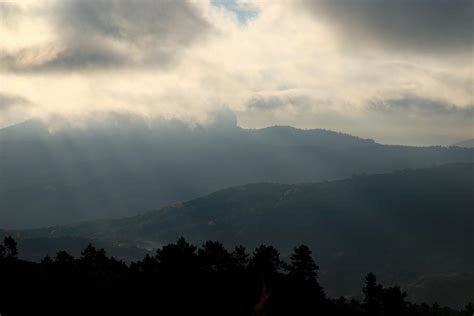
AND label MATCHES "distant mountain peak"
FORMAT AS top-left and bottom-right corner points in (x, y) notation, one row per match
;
(252, 125), (376, 147)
